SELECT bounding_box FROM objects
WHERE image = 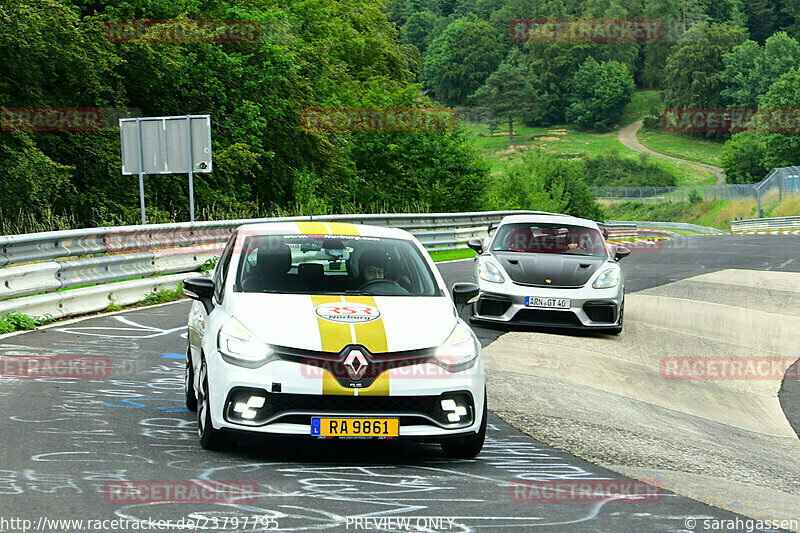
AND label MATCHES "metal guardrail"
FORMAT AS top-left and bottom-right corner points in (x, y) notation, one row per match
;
(599, 222), (638, 238)
(731, 216), (800, 233)
(605, 220), (724, 234)
(0, 210), (544, 321)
